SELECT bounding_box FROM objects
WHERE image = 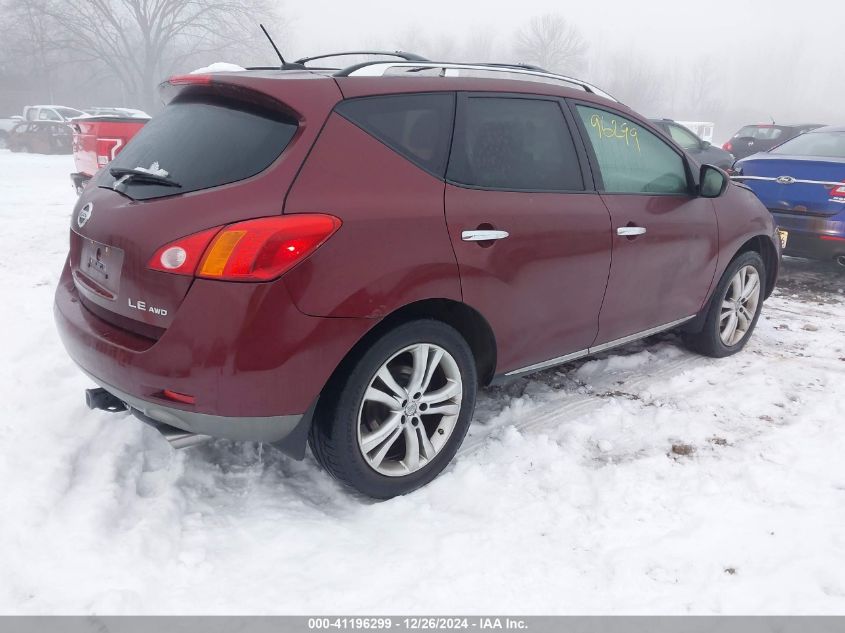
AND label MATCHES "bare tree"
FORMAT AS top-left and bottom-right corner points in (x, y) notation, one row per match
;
(7, 0), (282, 111)
(513, 13), (588, 74)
